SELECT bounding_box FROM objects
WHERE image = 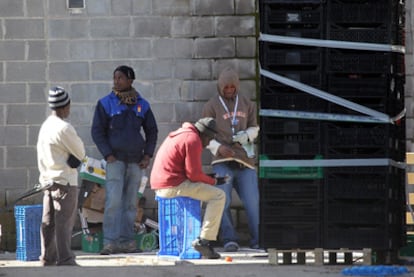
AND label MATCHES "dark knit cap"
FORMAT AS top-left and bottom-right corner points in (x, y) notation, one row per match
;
(48, 86), (70, 110)
(194, 117), (217, 139)
(114, 65), (135, 80)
